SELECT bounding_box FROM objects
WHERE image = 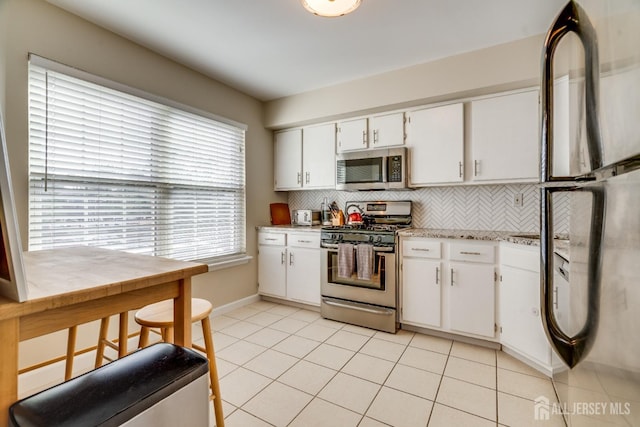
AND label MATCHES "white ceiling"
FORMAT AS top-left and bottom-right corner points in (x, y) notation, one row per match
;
(47, 0), (567, 101)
